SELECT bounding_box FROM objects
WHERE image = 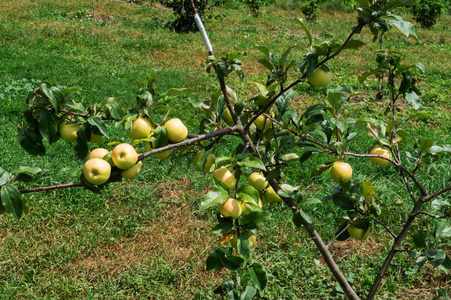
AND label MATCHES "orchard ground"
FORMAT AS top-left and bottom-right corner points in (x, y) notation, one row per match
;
(0, 0), (450, 298)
